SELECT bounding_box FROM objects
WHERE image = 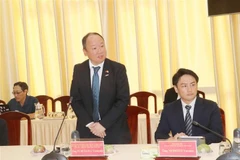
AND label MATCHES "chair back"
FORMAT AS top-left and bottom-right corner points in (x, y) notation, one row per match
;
(197, 90), (205, 99)
(0, 111), (32, 145)
(36, 95), (54, 116)
(219, 108), (226, 137)
(126, 105), (151, 144)
(53, 96), (70, 115)
(130, 91), (157, 113)
(0, 100), (6, 104)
